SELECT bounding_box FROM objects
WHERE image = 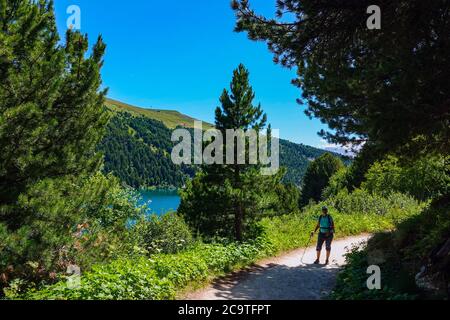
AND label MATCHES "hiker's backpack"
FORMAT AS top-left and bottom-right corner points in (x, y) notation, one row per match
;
(319, 215), (333, 231)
